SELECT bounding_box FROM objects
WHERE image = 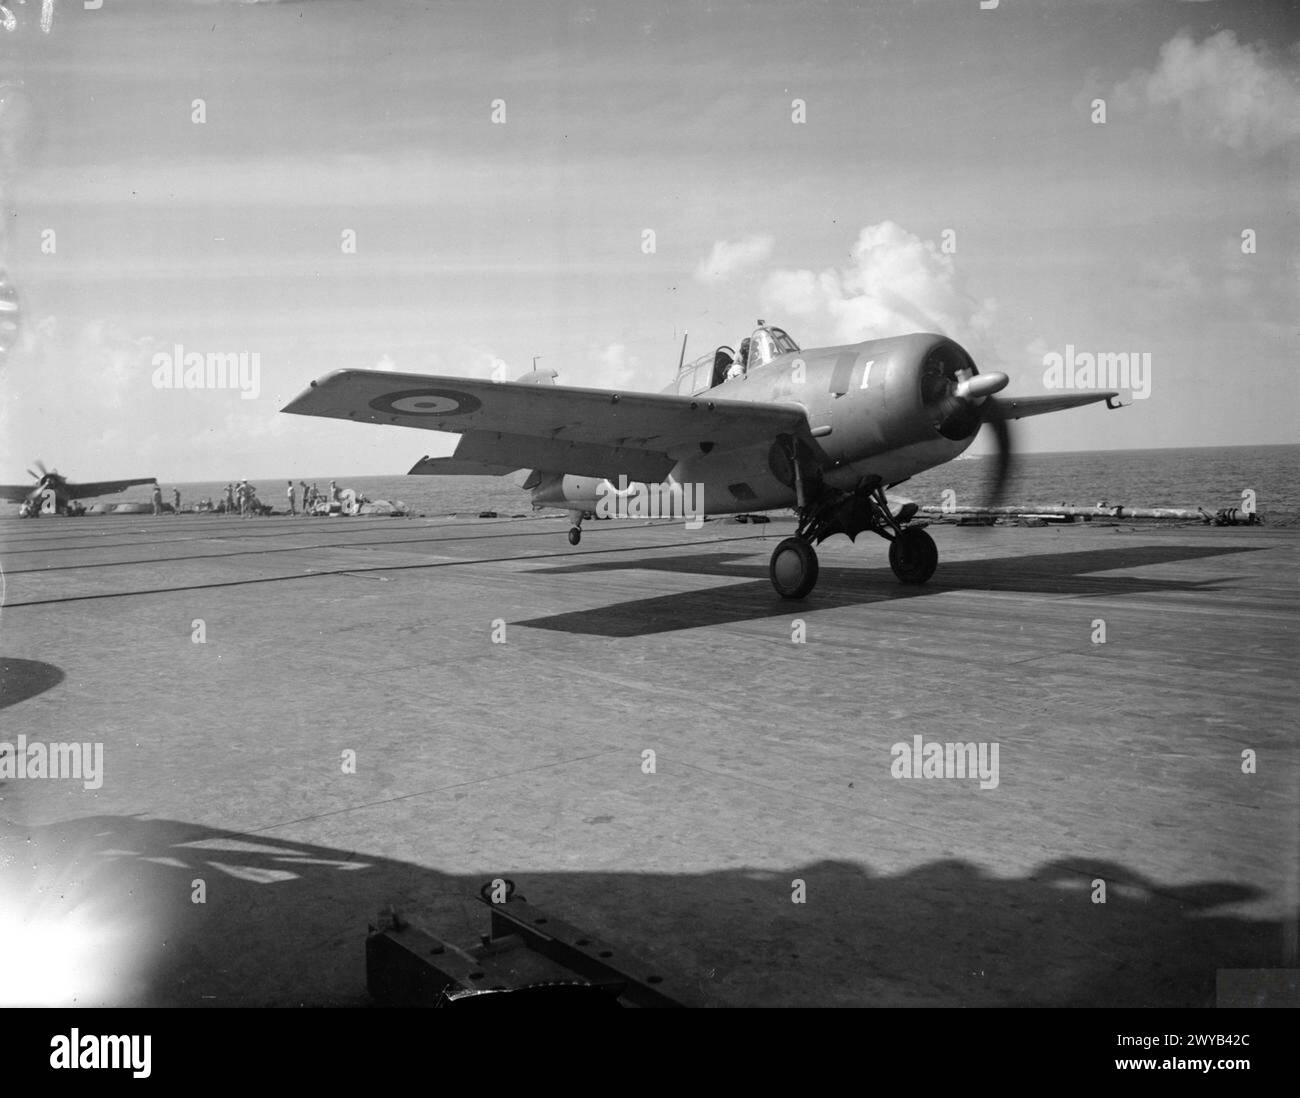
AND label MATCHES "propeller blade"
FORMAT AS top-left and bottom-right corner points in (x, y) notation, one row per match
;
(983, 398), (1015, 511)
(26, 468), (37, 480)
(34, 459), (47, 476)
